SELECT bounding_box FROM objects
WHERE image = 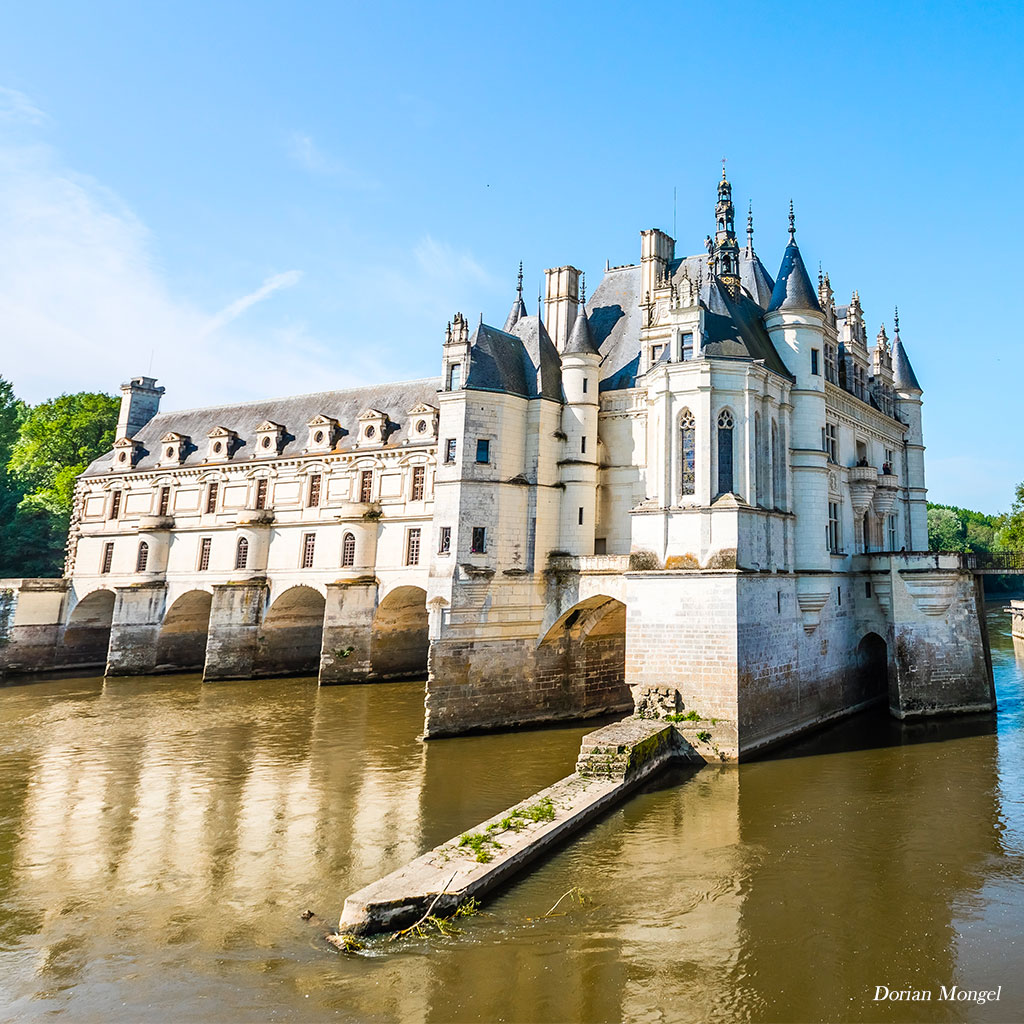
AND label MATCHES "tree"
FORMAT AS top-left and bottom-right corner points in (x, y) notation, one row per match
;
(8, 392), (119, 518)
(927, 506), (966, 552)
(1002, 482), (1024, 550)
(2, 390), (119, 577)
